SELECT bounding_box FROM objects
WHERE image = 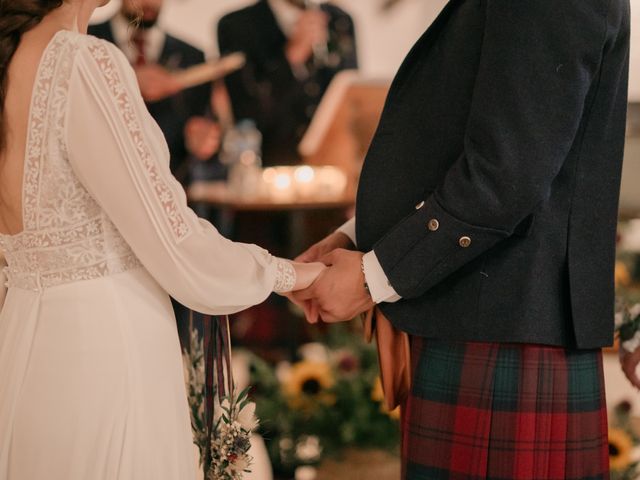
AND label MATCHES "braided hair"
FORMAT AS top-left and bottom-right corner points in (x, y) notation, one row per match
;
(0, 0), (63, 152)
